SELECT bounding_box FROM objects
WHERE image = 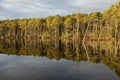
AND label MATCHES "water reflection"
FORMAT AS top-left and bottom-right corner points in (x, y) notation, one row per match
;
(0, 39), (120, 80)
